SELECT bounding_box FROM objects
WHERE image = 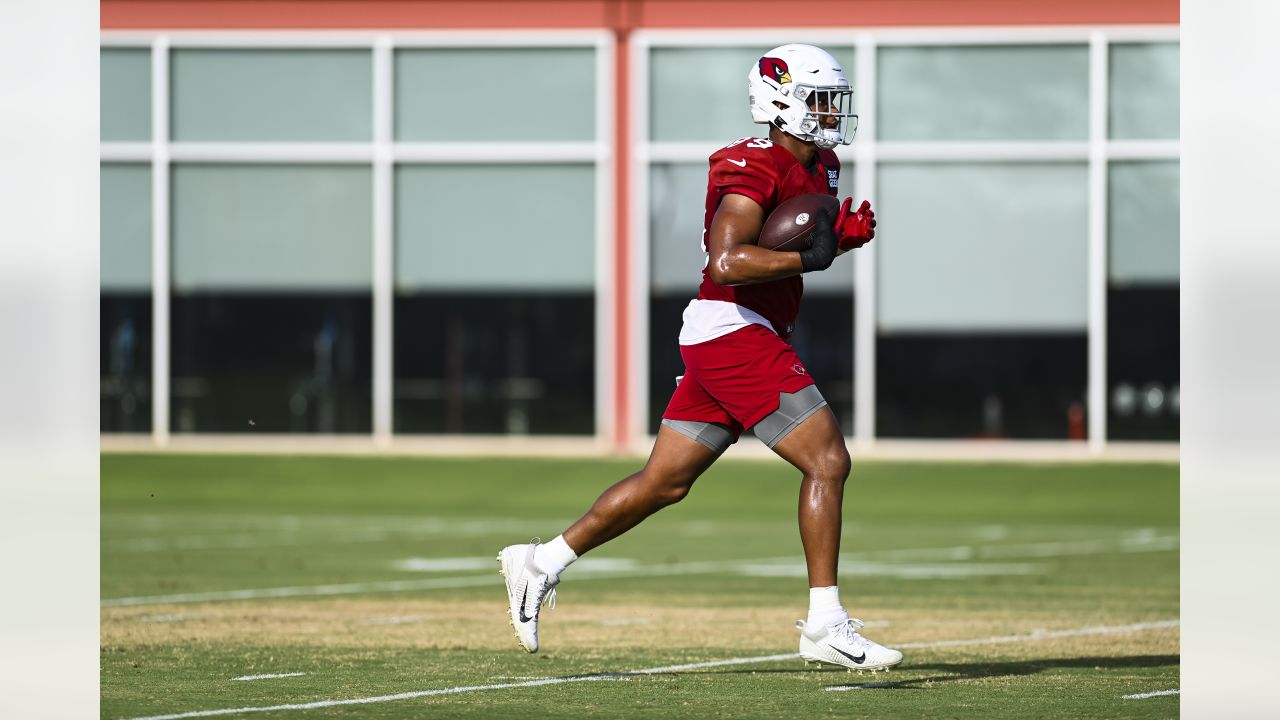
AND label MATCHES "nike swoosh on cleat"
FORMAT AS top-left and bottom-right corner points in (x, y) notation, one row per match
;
(727, 158), (747, 167)
(517, 586), (534, 624)
(830, 646), (866, 664)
